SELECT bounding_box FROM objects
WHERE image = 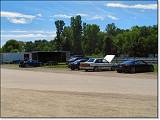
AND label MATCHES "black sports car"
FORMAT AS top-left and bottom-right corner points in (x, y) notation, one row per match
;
(116, 60), (154, 73)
